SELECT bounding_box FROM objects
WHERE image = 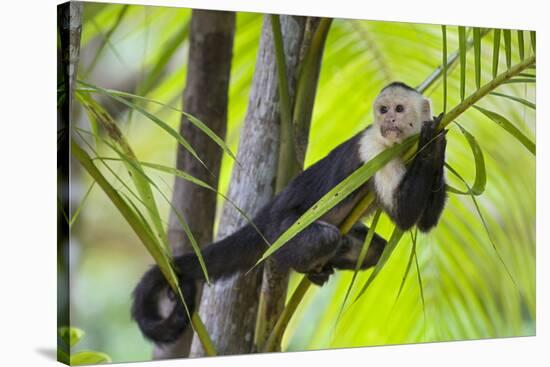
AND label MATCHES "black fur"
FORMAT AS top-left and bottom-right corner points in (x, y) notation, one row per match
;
(381, 81), (420, 94)
(132, 131), (385, 344)
(391, 114), (447, 231)
(417, 132), (447, 231)
(131, 95), (447, 345)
